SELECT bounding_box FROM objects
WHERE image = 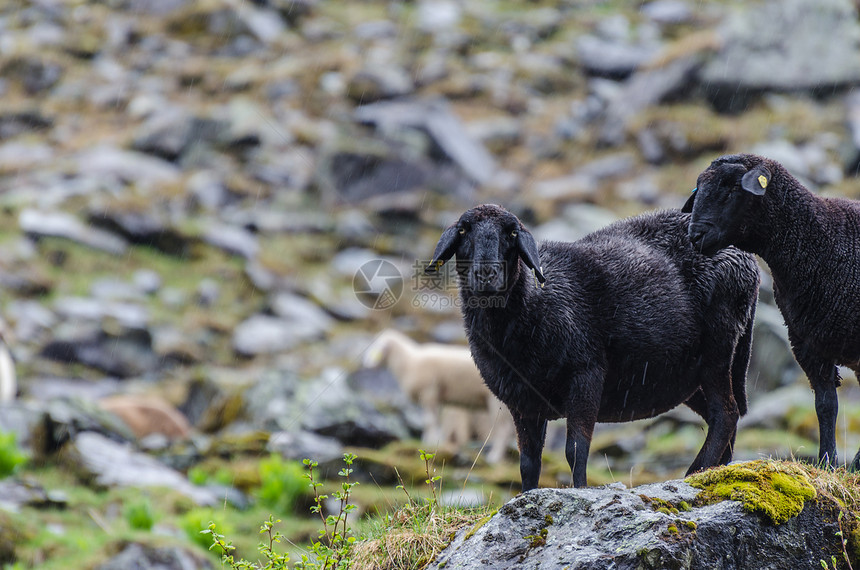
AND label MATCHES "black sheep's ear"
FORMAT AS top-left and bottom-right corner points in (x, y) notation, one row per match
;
(426, 225), (460, 273)
(740, 165), (771, 196)
(515, 227), (545, 283)
(681, 188), (696, 213)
